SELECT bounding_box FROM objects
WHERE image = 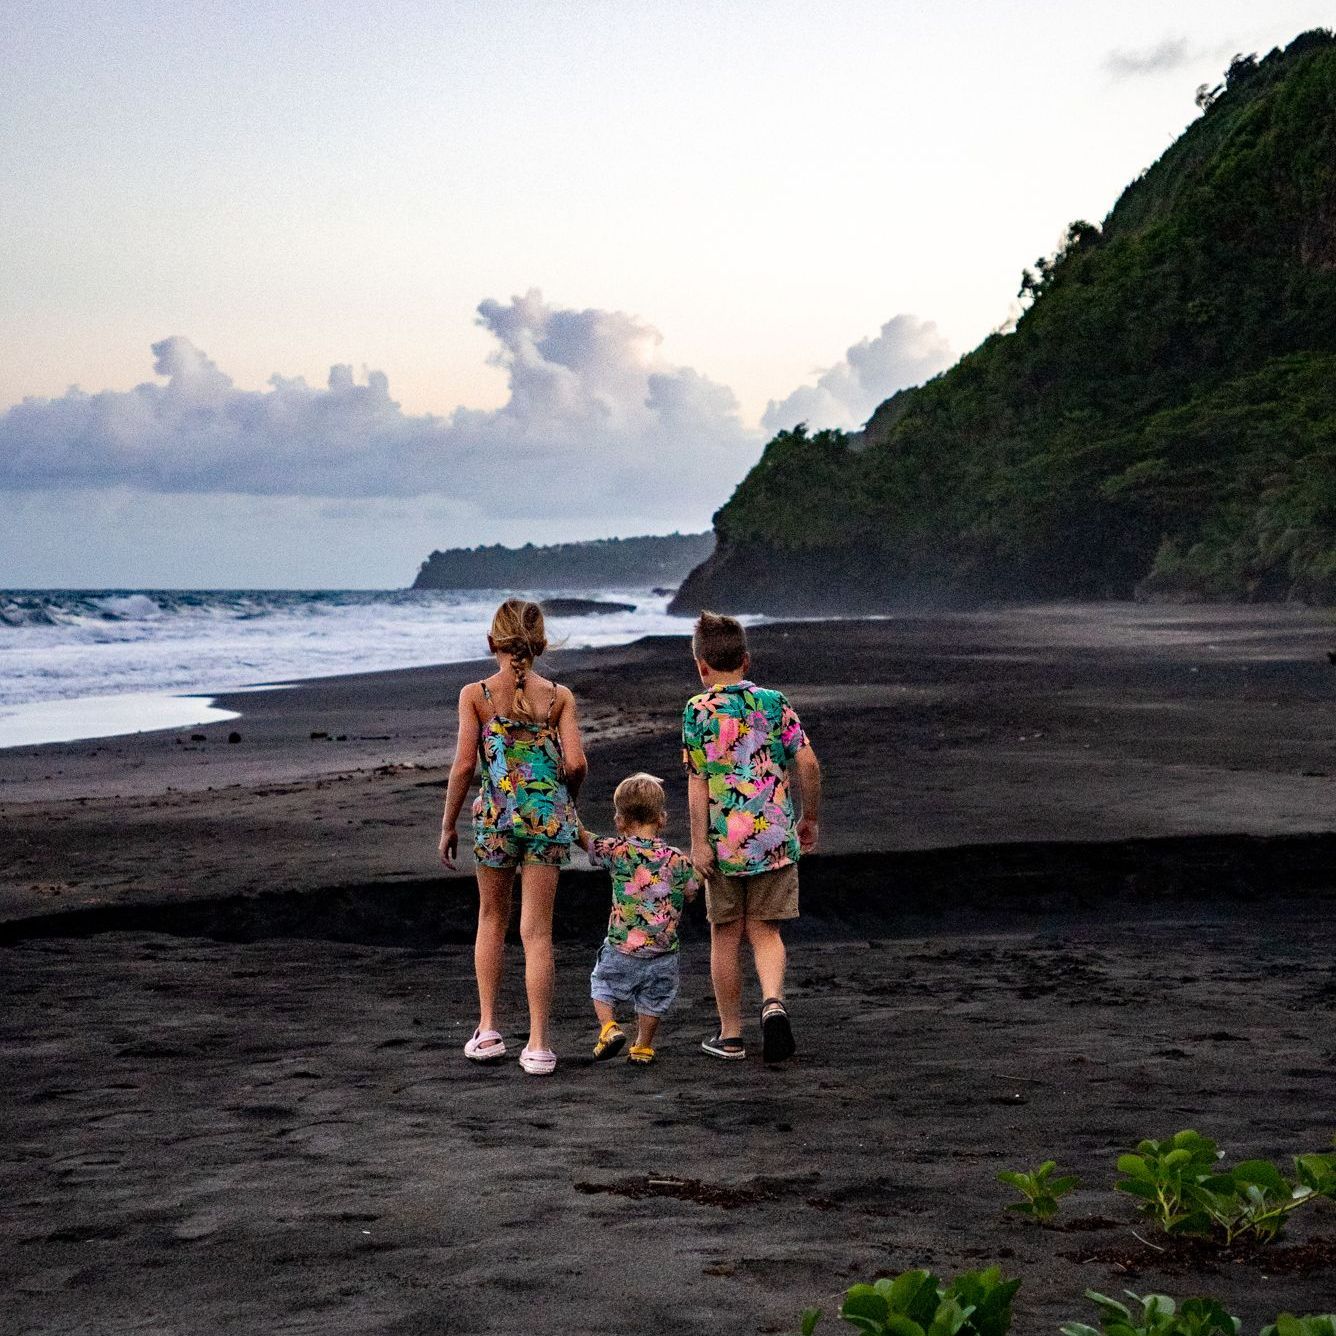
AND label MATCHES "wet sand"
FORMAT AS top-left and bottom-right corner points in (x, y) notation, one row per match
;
(2, 605), (1335, 1333)
(3, 604), (1335, 924)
